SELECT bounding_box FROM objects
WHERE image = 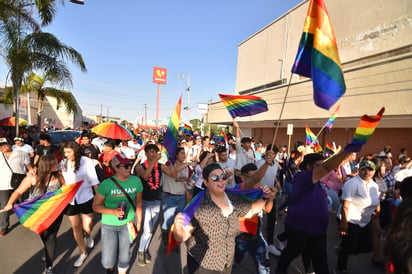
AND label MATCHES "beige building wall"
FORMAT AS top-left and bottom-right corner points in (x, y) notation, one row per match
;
(208, 0), (412, 155)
